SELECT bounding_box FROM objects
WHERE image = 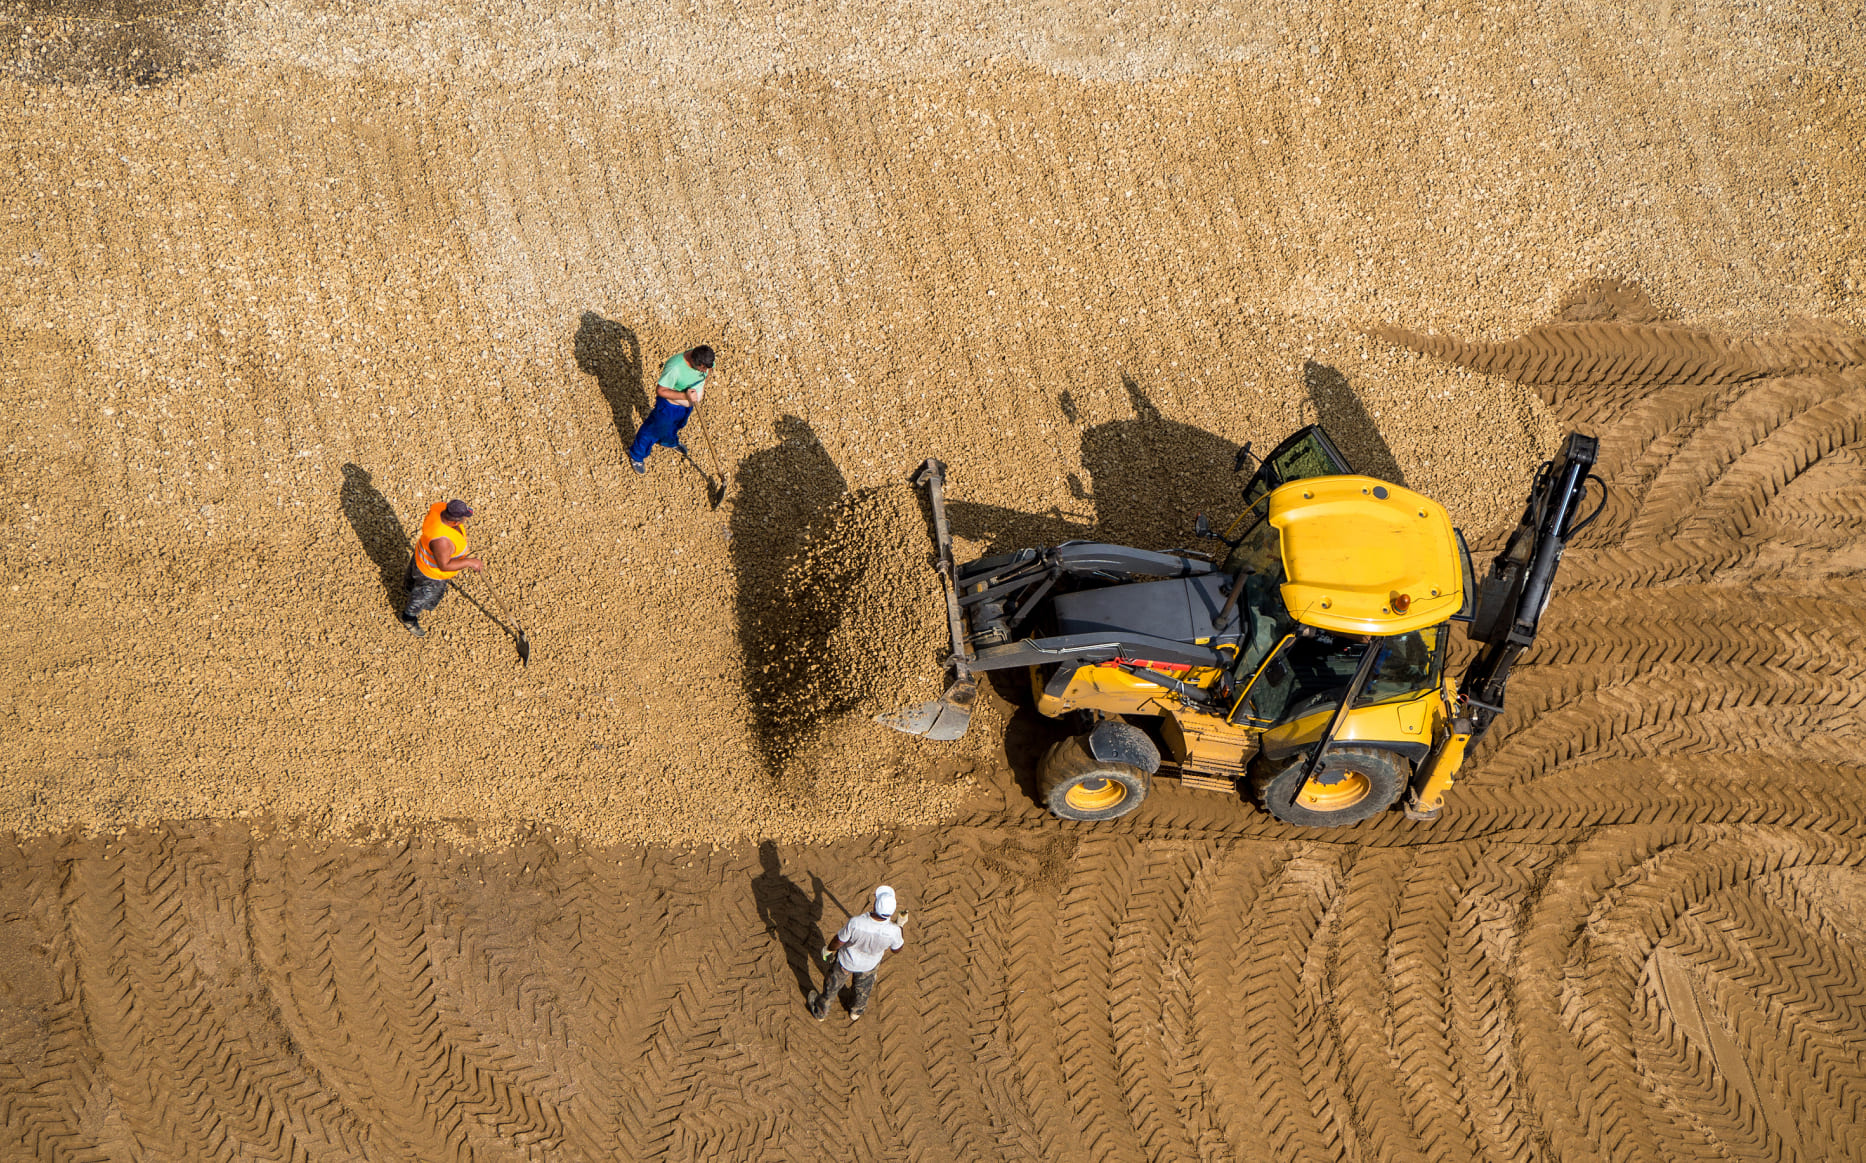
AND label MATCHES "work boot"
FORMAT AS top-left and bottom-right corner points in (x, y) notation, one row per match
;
(399, 615), (425, 637)
(849, 1010), (863, 1022)
(629, 457), (646, 474)
(807, 992), (826, 1021)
